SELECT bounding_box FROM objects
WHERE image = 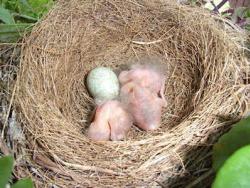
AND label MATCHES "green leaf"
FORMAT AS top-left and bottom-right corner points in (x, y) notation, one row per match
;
(0, 0), (9, 8)
(0, 6), (15, 24)
(1, 0), (19, 13)
(0, 23), (33, 42)
(244, 9), (250, 18)
(12, 13), (37, 22)
(0, 156), (14, 188)
(245, 24), (250, 31)
(0, 0), (53, 23)
(28, 0), (53, 18)
(212, 145), (250, 188)
(17, 0), (36, 19)
(16, 0), (53, 19)
(12, 178), (33, 188)
(212, 116), (250, 171)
